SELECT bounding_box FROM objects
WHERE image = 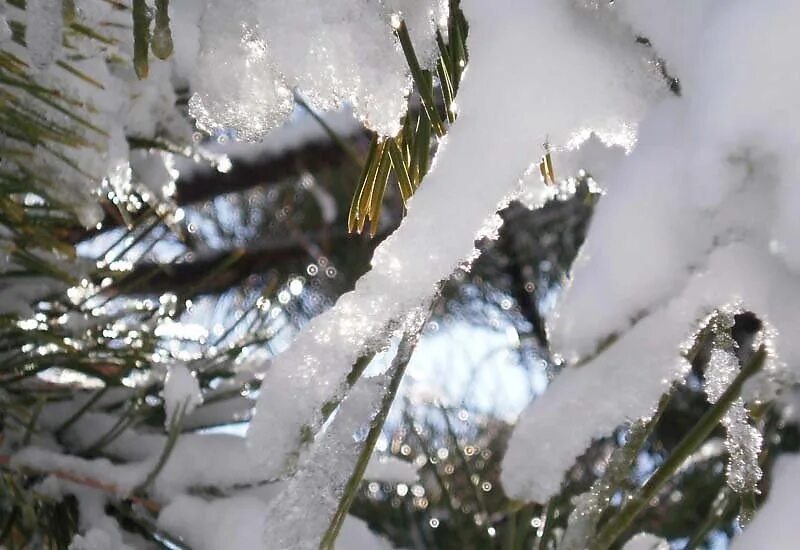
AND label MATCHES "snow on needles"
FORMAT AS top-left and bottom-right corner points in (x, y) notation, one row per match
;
(246, 0), (661, 539)
(15, 0), (800, 546)
(503, 0), (800, 504)
(188, 0), (448, 139)
(25, 0), (62, 69)
(3, 0), (192, 228)
(162, 365), (203, 428)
